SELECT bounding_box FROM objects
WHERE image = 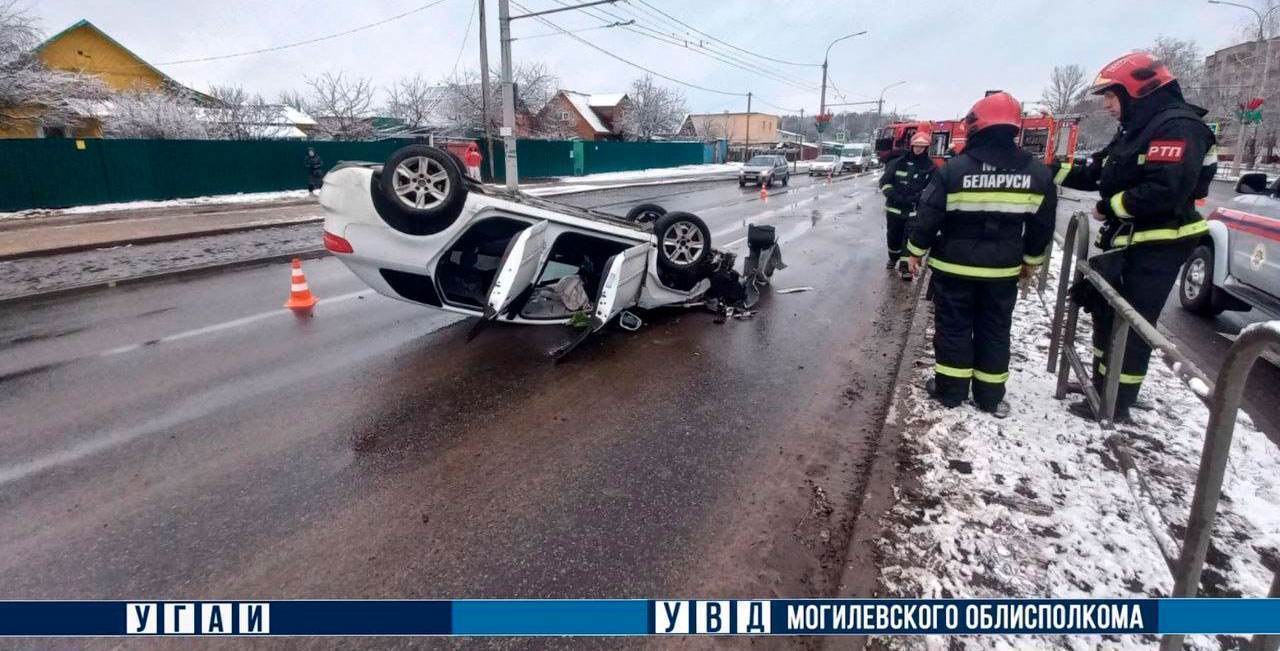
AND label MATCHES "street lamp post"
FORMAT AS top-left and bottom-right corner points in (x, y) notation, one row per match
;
(819, 31), (868, 118)
(1209, 0), (1280, 175)
(872, 80), (906, 138)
